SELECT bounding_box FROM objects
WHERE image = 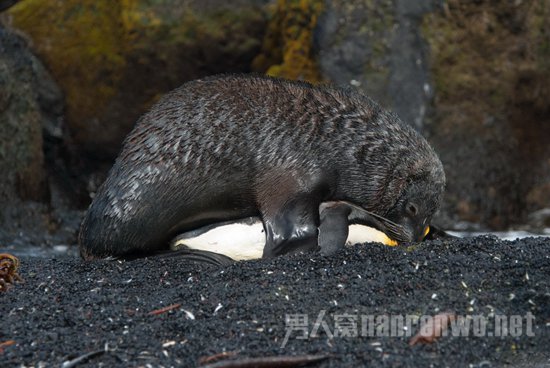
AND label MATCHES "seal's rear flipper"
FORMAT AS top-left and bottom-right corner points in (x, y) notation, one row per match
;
(156, 248), (236, 267)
